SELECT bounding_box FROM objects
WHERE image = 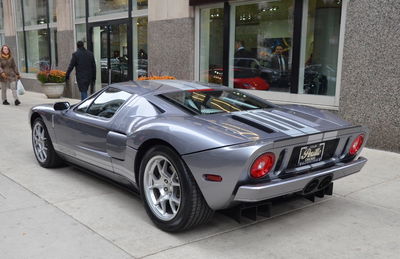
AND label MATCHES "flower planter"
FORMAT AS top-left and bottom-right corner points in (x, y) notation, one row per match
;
(42, 83), (65, 98)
